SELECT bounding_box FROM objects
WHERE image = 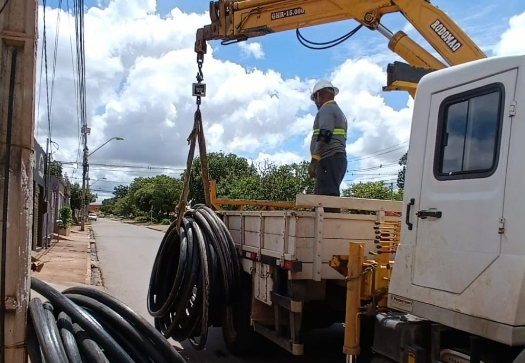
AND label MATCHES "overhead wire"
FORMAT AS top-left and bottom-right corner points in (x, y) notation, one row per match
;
(0, 0), (9, 15)
(347, 141), (408, 163)
(348, 162), (399, 173)
(49, 0), (63, 141)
